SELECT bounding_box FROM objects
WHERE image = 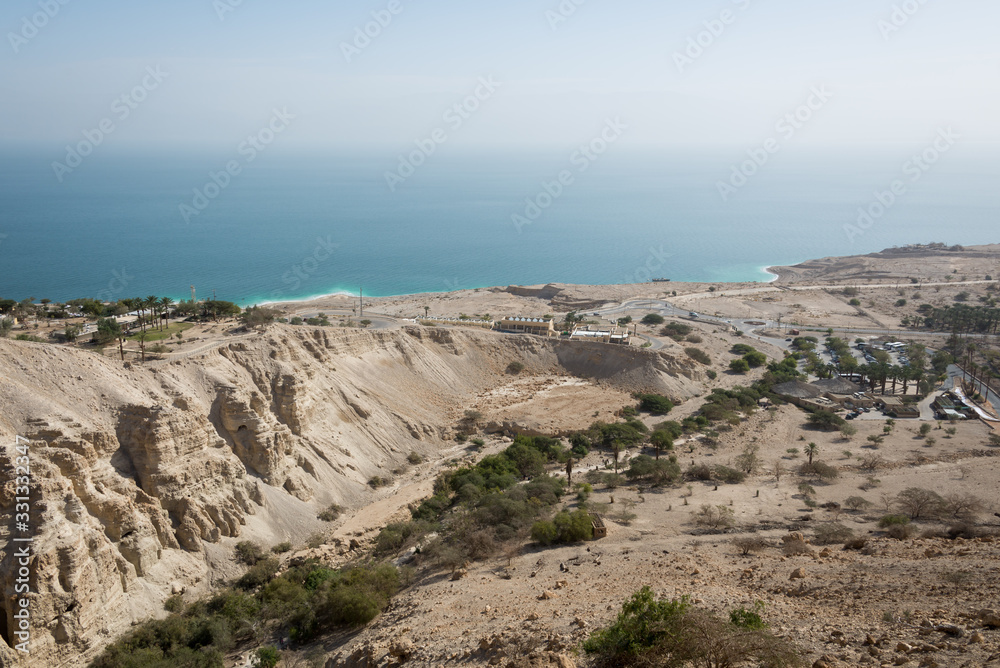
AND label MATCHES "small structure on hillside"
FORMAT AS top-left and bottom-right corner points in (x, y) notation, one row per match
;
(496, 316), (556, 337)
(569, 325), (631, 345)
(591, 515), (607, 539)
